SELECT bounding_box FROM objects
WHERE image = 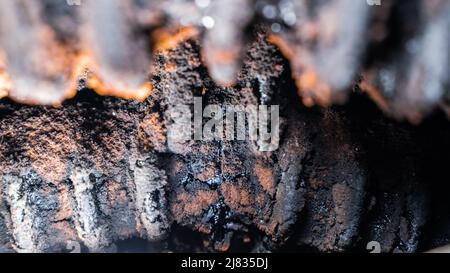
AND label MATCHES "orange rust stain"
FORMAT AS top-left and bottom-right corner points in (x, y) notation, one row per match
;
(71, 51), (153, 102)
(153, 26), (199, 53)
(2, 37), (153, 104)
(63, 52), (94, 102)
(196, 224), (212, 235)
(139, 112), (166, 152)
(268, 34), (296, 60)
(299, 70), (320, 91)
(255, 192), (266, 207)
(216, 239), (231, 252)
(198, 143), (215, 154)
(260, 220), (279, 237)
(221, 161), (240, 177)
(254, 162), (275, 196)
(172, 190), (219, 218)
(61, 64), (83, 105)
(31, 156), (68, 184)
(358, 80), (390, 112)
(196, 165), (216, 182)
(1, 29), (299, 107)
(26, 119), (77, 182)
(296, 69), (332, 107)
(106, 180), (127, 207)
(87, 75), (153, 102)
(220, 182), (254, 214)
(189, 55), (202, 69)
(269, 34), (334, 107)
(52, 186), (74, 222)
(97, 129), (127, 167)
(164, 61), (177, 73)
